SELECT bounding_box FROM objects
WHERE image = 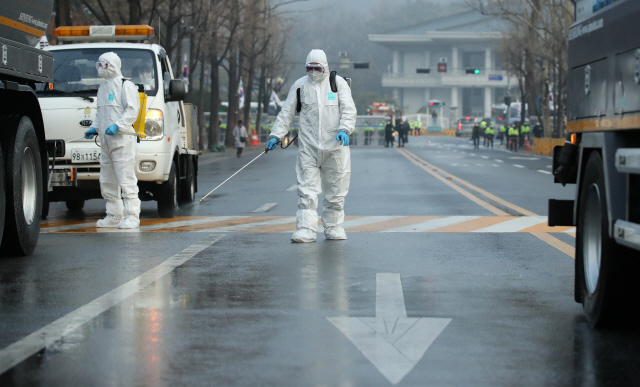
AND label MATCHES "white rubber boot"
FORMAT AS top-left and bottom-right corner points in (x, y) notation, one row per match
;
(118, 215), (140, 229)
(291, 228), (317, 243)
(96, 215), (122, 228)
(324, 226), (347, 240)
